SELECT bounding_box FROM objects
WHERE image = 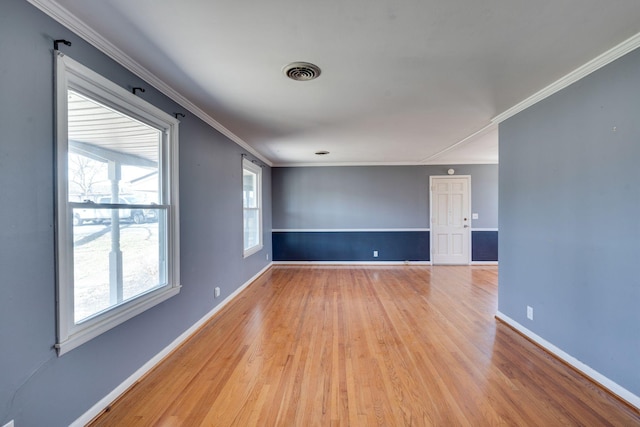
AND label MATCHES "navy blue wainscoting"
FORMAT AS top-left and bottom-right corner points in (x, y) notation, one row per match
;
(273, 230), (497, 262)
(273, 231), (430, 262)
(471, 230), (498, 262)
